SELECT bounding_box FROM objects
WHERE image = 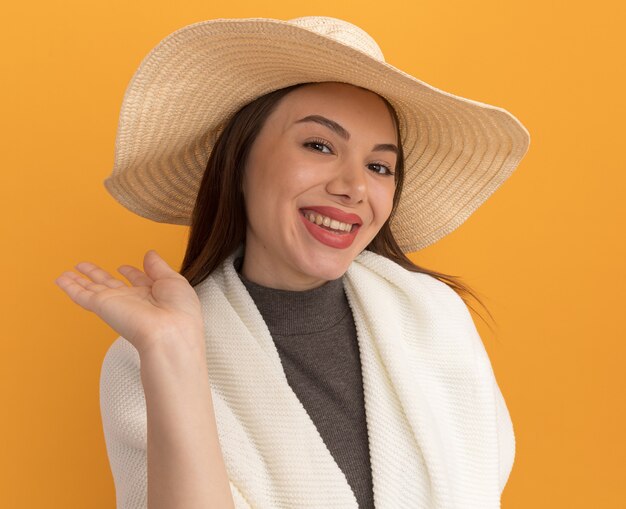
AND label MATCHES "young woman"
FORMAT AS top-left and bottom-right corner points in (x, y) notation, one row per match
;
(55, 16), (530, 509)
